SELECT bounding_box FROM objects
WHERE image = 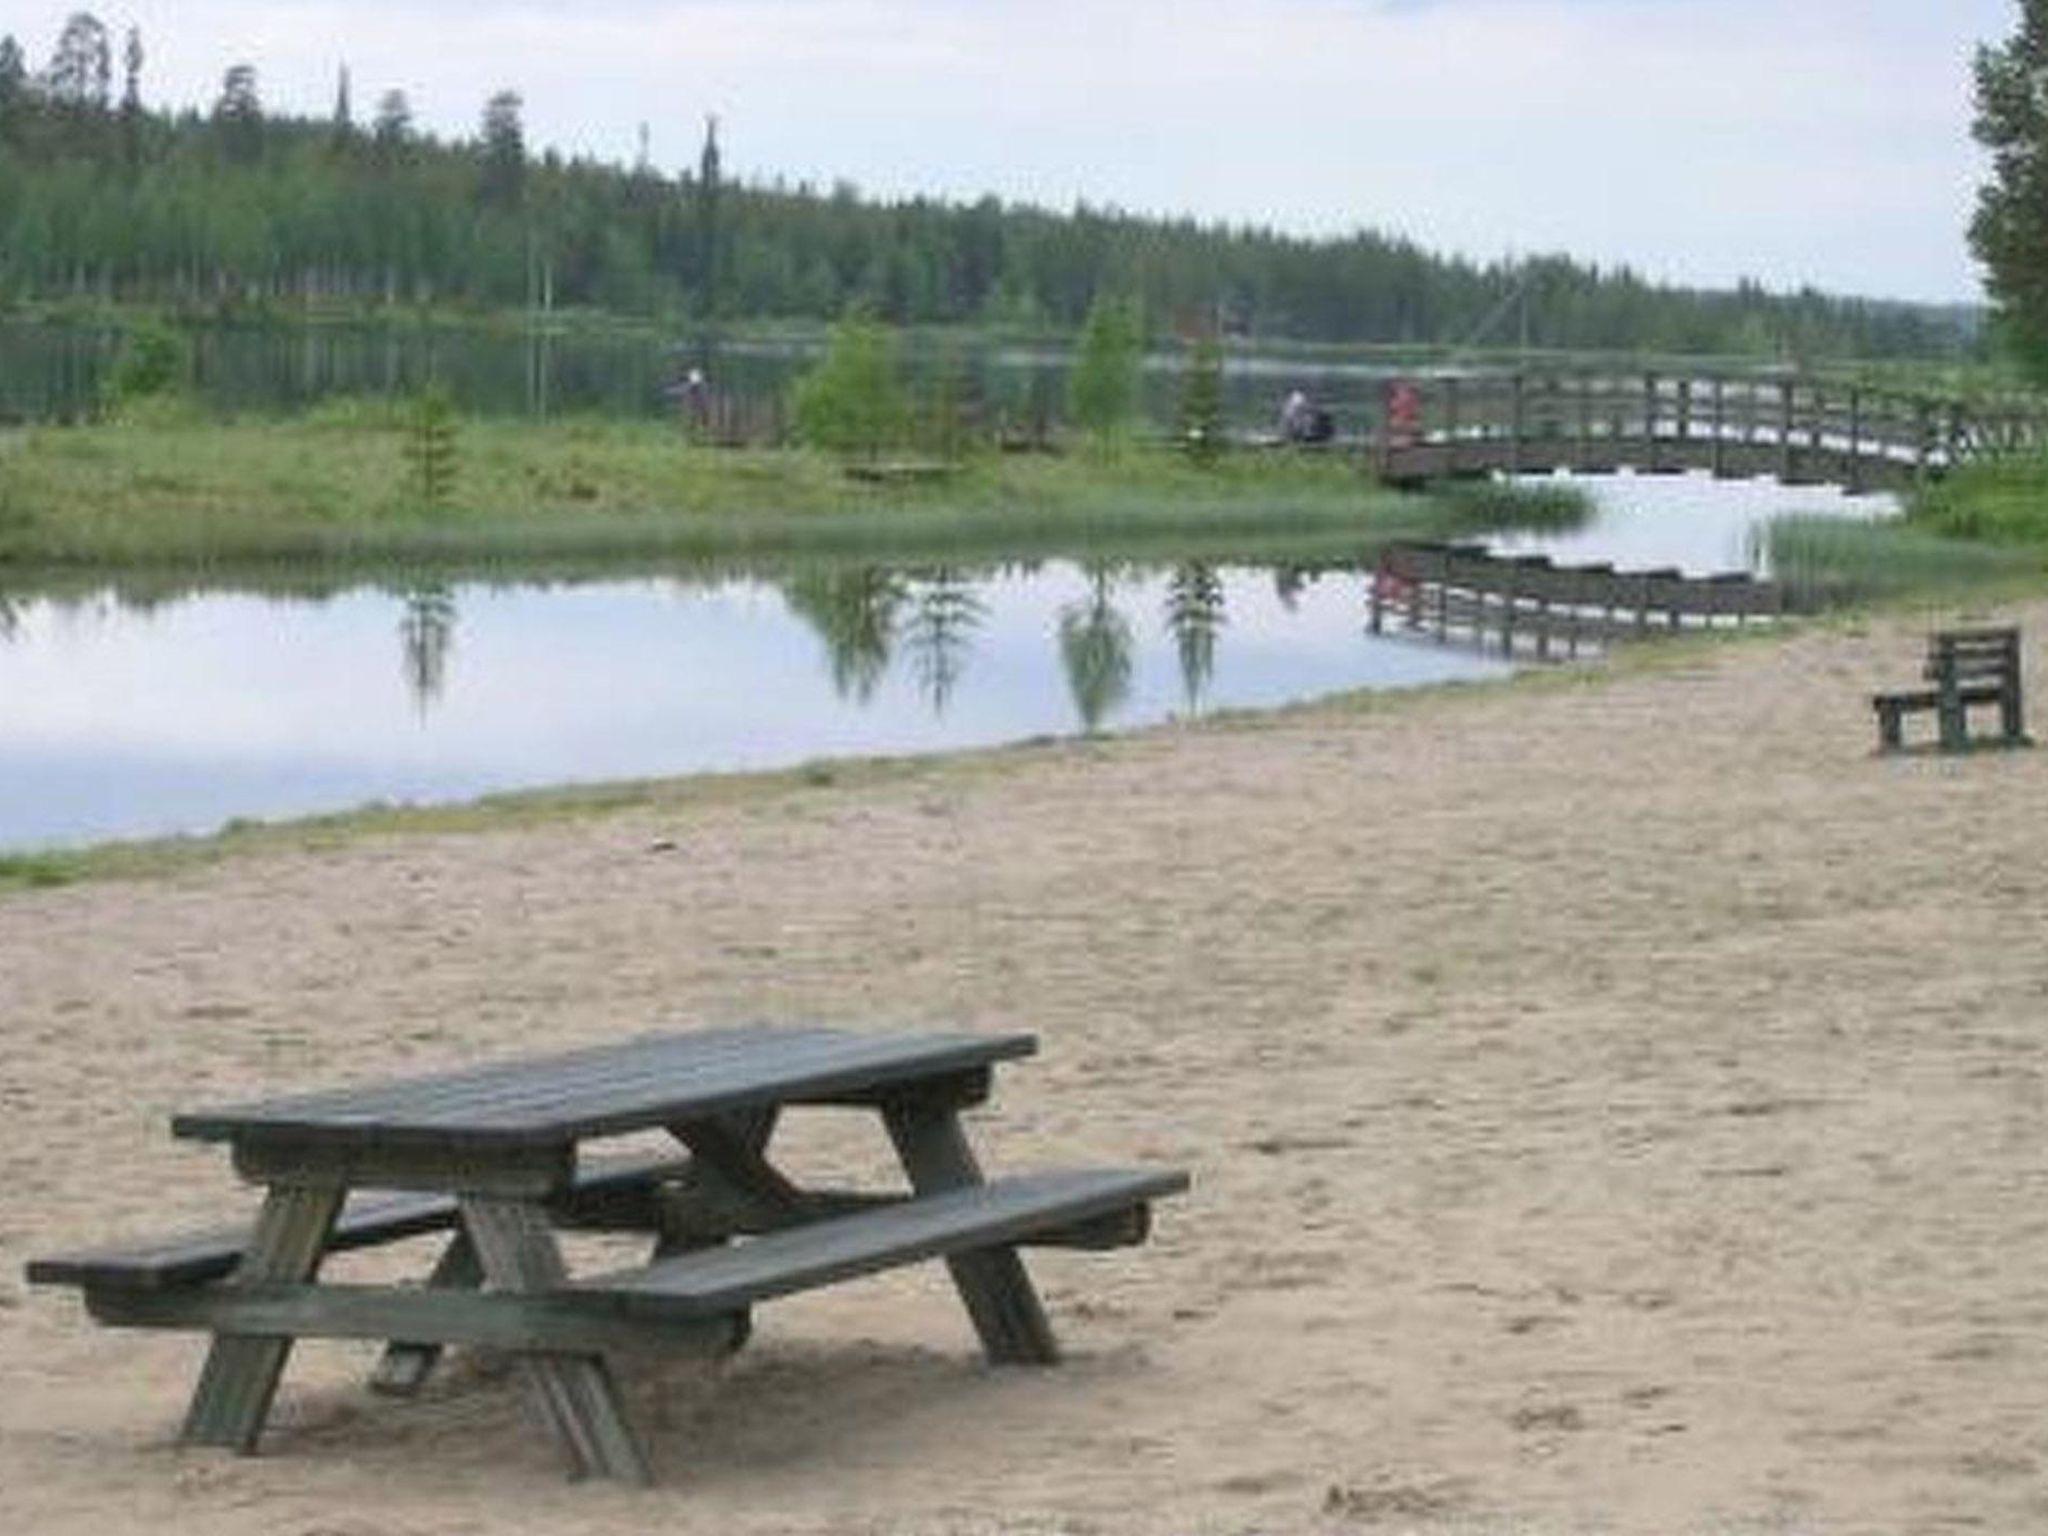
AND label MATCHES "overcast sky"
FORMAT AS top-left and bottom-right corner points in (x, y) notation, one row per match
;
(3, 0), (2017, 304)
